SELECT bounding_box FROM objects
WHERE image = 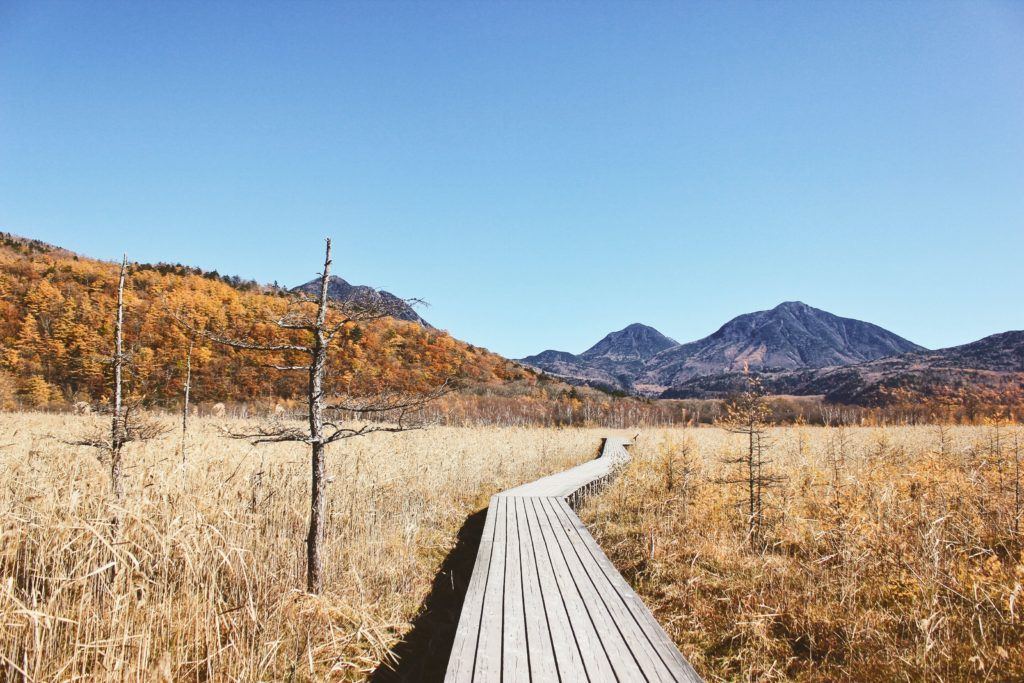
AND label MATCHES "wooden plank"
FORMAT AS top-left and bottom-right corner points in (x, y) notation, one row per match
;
(550, 497), (701, 682)
(530, 496), (618, 681)
(521, 495), (584, 682)
(548, 496), (672, 680)
(502, 497), (530, 680)
(445, 496), (500, 682)
(498, 437), (626, 499)
(500, 458), (616, 498)
(557, 499), (700, 679)
(473, 496), (508, 679)
(538, 496), (648, 682)
(444, 437), (702, 683)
